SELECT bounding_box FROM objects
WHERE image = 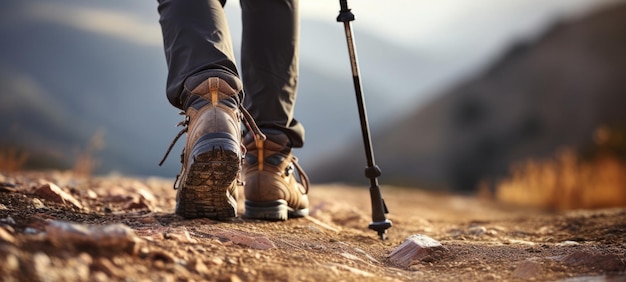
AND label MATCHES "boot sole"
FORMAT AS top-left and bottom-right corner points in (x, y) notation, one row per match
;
(244, 200), (309, 221)
(176, 136), (240, 219)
